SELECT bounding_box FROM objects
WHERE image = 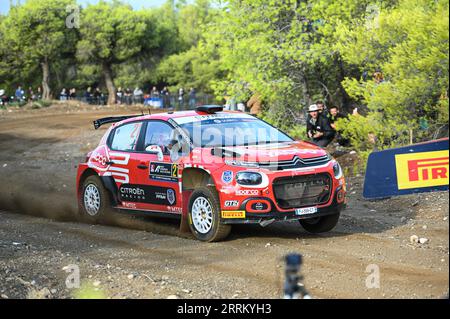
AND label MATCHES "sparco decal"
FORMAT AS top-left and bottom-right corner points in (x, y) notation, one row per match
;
(119, 184), (177, 206)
